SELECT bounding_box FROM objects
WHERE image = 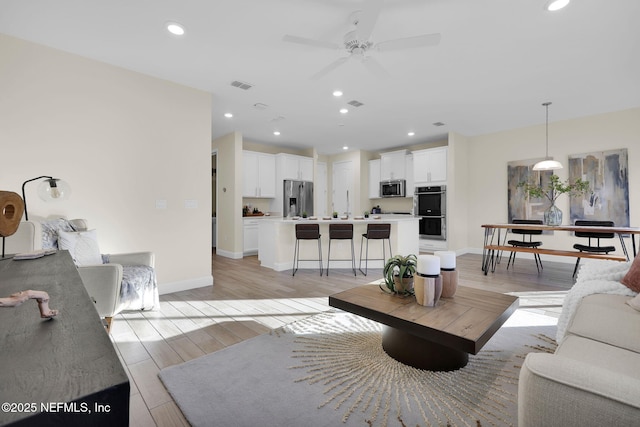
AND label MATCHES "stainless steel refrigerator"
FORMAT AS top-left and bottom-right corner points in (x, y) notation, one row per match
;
(283, 180), (313, 217)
